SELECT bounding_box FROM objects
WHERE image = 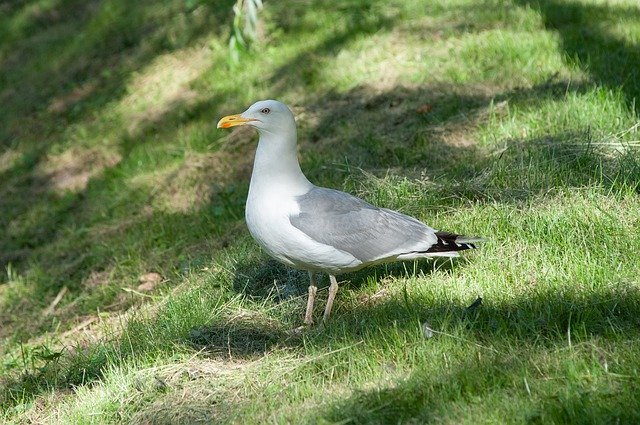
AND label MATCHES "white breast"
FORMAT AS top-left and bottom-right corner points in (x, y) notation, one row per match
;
(245, 187), (361, 273)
